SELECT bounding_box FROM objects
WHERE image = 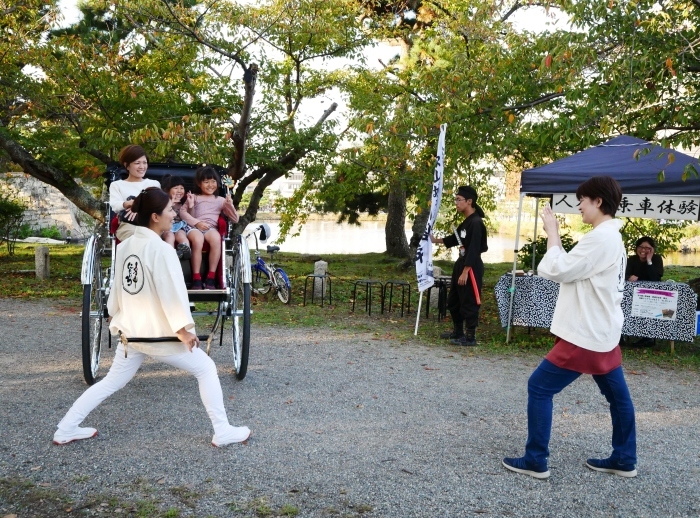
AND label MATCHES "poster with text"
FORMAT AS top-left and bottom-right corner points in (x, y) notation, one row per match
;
(631, 287), (678, 320)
